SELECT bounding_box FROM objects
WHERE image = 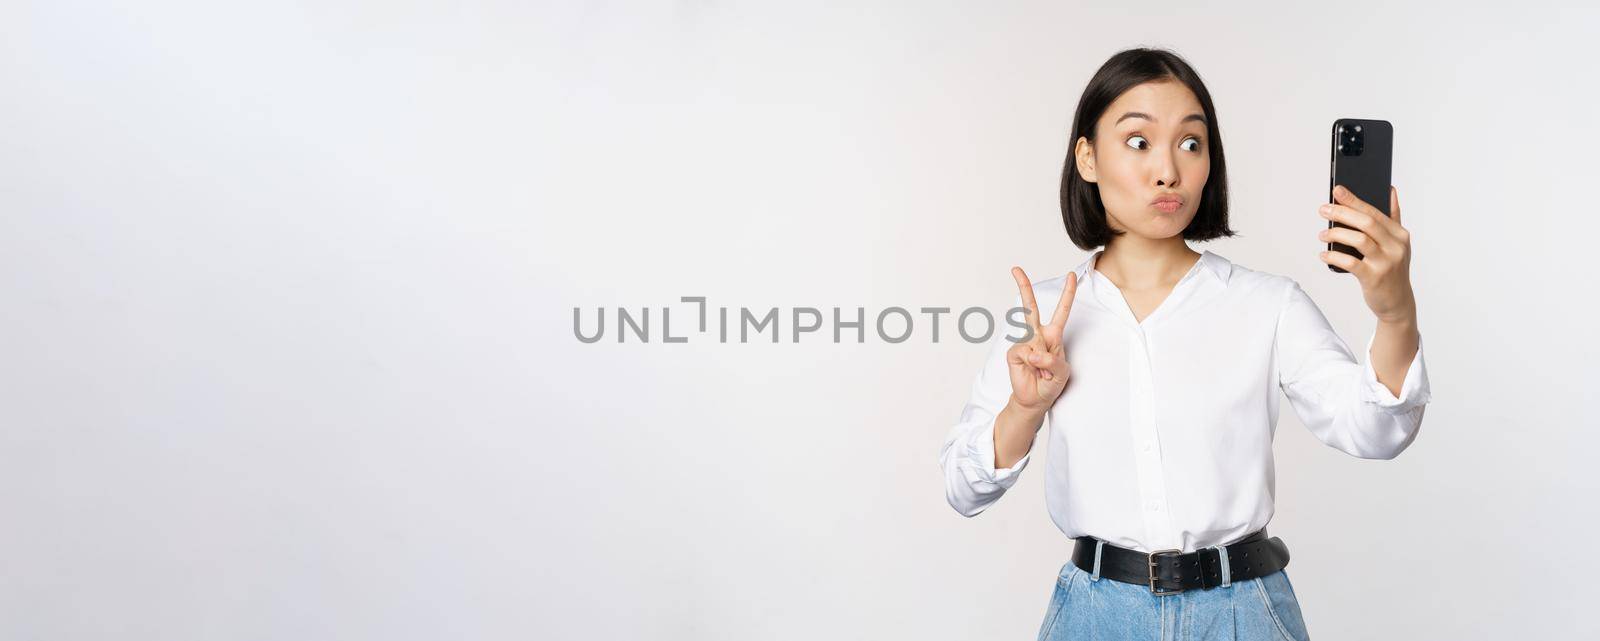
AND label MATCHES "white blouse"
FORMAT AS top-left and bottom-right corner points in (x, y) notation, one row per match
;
(938, 249), (1431, 553)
